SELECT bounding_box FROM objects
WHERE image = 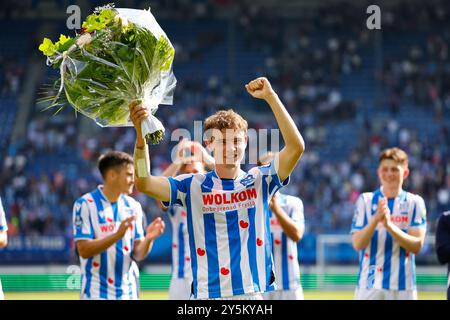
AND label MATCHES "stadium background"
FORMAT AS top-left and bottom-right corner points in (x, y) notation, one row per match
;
(0, 0), (448, 299)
